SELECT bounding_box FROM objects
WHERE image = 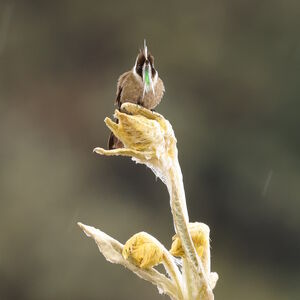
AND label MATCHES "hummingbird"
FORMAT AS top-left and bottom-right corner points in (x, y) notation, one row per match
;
(108, 40), (165, 149)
